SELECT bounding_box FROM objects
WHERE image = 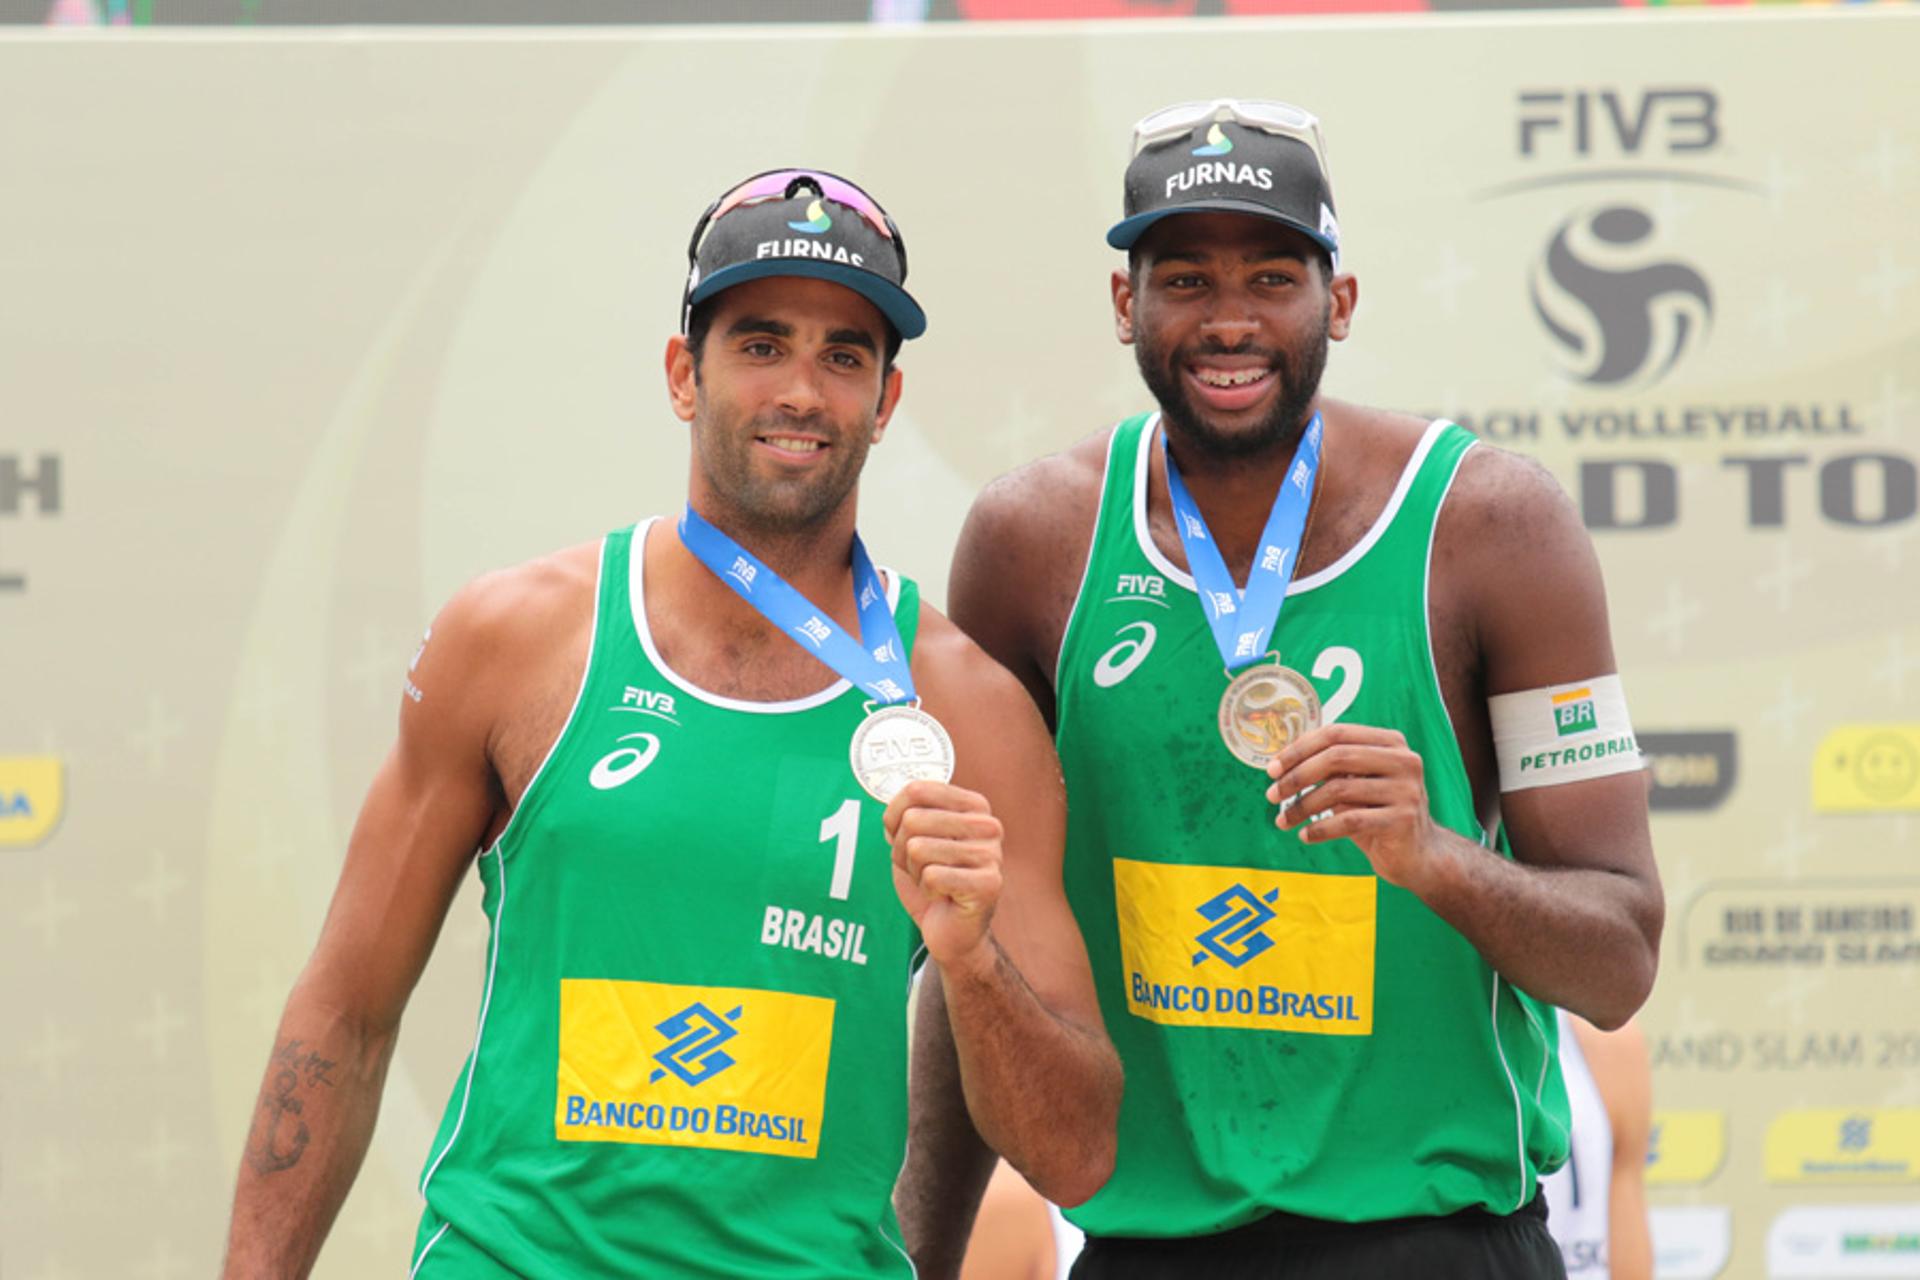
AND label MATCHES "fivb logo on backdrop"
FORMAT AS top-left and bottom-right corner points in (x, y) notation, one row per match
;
(1441, 86), (1916, 537)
